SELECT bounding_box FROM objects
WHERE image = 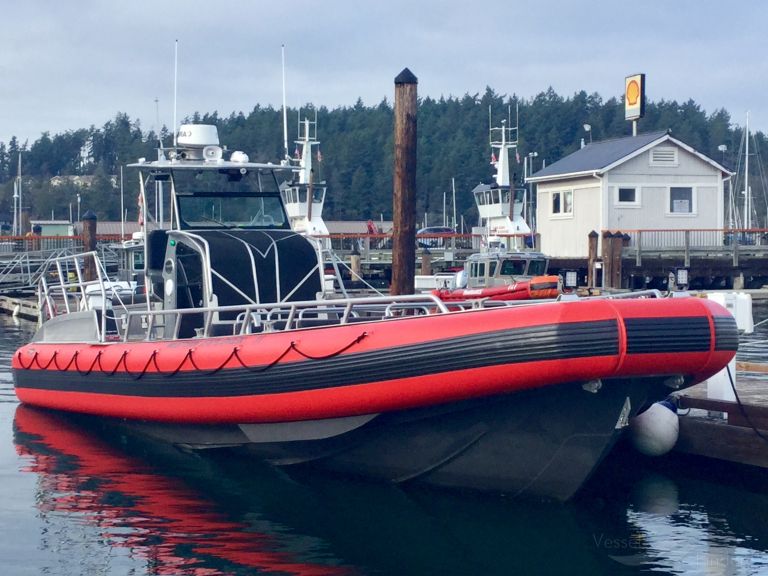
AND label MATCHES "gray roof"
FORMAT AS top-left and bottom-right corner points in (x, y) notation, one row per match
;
(530, 130), (669, 180)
